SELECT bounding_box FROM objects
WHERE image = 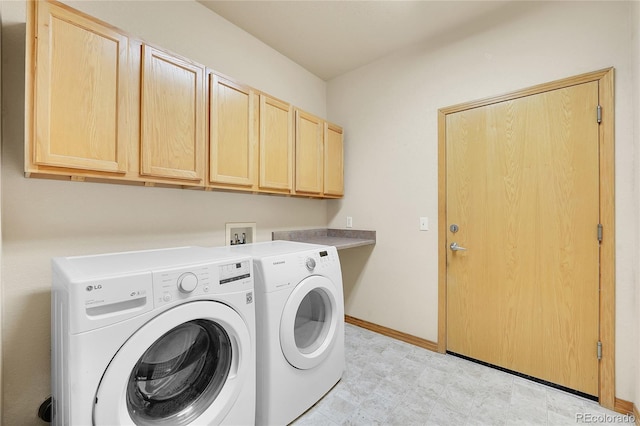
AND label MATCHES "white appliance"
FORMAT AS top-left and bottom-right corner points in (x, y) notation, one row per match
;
(229, 241), (345, 425)
(51, 247), (256, 426)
